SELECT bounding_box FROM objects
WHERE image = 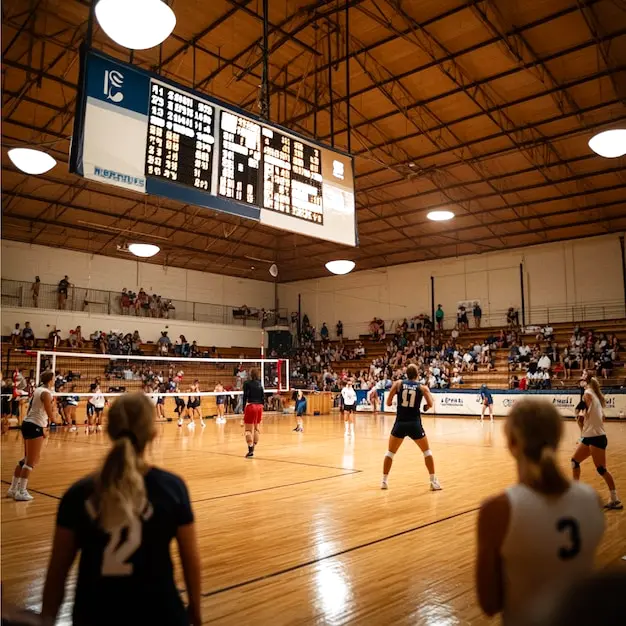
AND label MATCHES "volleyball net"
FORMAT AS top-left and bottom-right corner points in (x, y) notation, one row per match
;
(4, 351), (289, 420)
